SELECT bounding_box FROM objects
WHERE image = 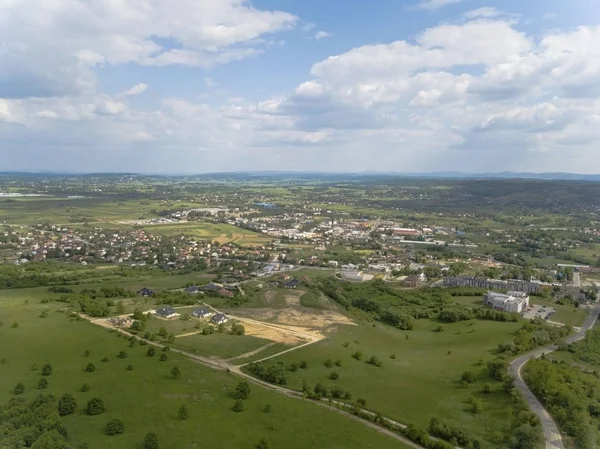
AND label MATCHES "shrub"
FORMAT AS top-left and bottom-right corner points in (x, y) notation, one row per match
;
(288, 363), (299, 372)
(80, 383), (90, 392)
(147, 347), (156, 357)
(366, 356), (383, 367)
(38, 378), (48, 389)
(351, 351), (363, 361)
(262, 404), (271, 413)
(41, 363), (53, 376)
(329, 372), (339, 380)
(11, 322), (19, 328)
(356, 398), (367, 408)
(178, 404), (189, 420)
(460, 371), (477, 384)
(85, 362), (96, 373)
(13, 383), (25, 395)
(126, 364), (134, 371)
(171, 366), (181, 379)
(84, 350), (91, 357)
(159, 353), (168, 361)
(143, 432), (159, 449)
(58, 394), (77, 416)
(101, 357), (109, 362)
(86, 397), (105, 415)
(299, 361), (308, 369)
(232, 399), (244, 412)
(117, 351), (127, 359)
(335, 359), (342, 367)
(324, 359), (333, 368)
(105, 419), (125, 435)
(255, 437), (270, 449)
